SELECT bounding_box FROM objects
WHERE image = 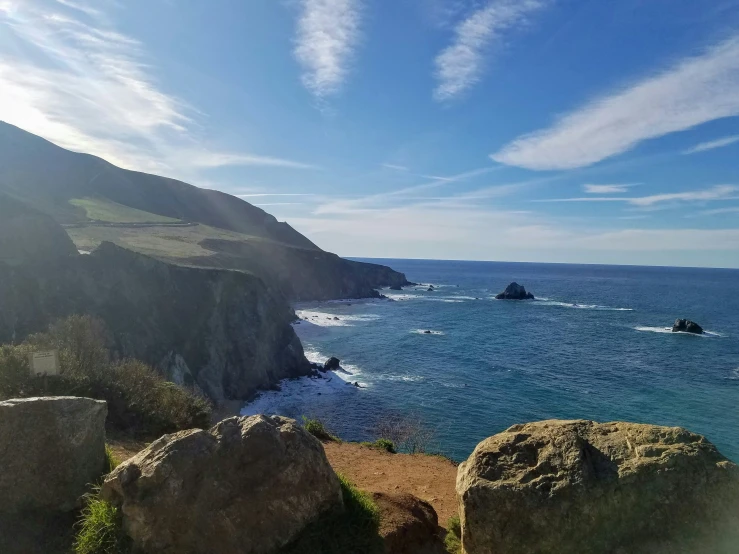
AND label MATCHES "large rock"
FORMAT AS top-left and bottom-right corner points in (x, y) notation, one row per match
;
(457, 419), (739, 554)
(102, 415), (343, 554)
(374, 492), (445, 554)
(495, 282), (534, 300)
(672, 319), (704, 334)
(0, 397), (107, 513)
